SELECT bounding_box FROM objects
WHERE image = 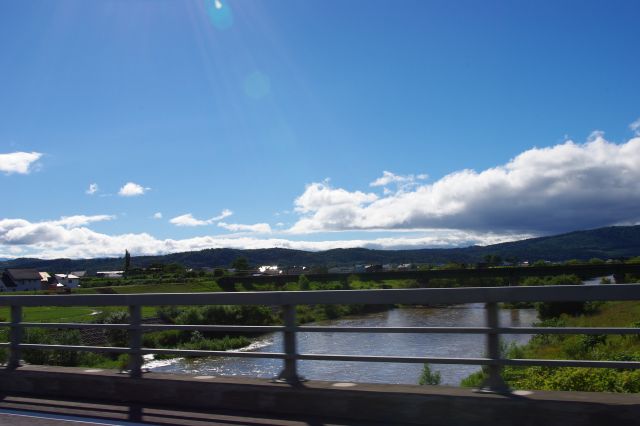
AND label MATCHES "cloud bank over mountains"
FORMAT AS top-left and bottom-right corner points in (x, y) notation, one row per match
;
(0, 215), (527, 259)
(2, 133), (640, 258)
